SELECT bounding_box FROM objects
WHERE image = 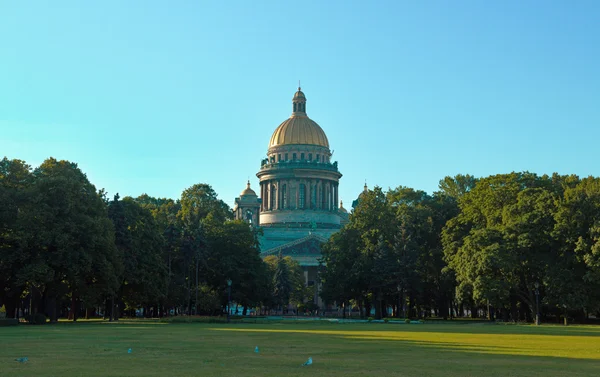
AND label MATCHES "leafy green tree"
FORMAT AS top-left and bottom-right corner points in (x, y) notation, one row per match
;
(552, 177), (600, 318)
(135, 194), (182, 313)
(203, 219), (267, 313)
(272, 254), (291, 312)
(438, 174), (478, 200)
(29, 158), (121, 321)
(177, 183), (232, 314)
(0, 158), (33, 318)
(108, 195), (167, 317)
(320, 227), (364, 312)
(443, 172), (558, 321)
